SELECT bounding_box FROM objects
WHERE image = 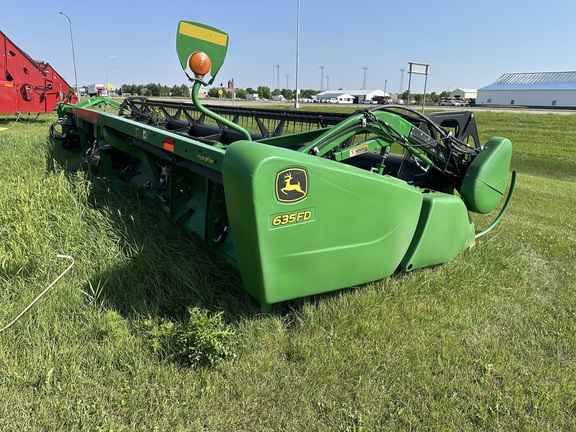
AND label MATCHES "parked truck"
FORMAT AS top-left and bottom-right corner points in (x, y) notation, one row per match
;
(87, 84), (108, 97)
